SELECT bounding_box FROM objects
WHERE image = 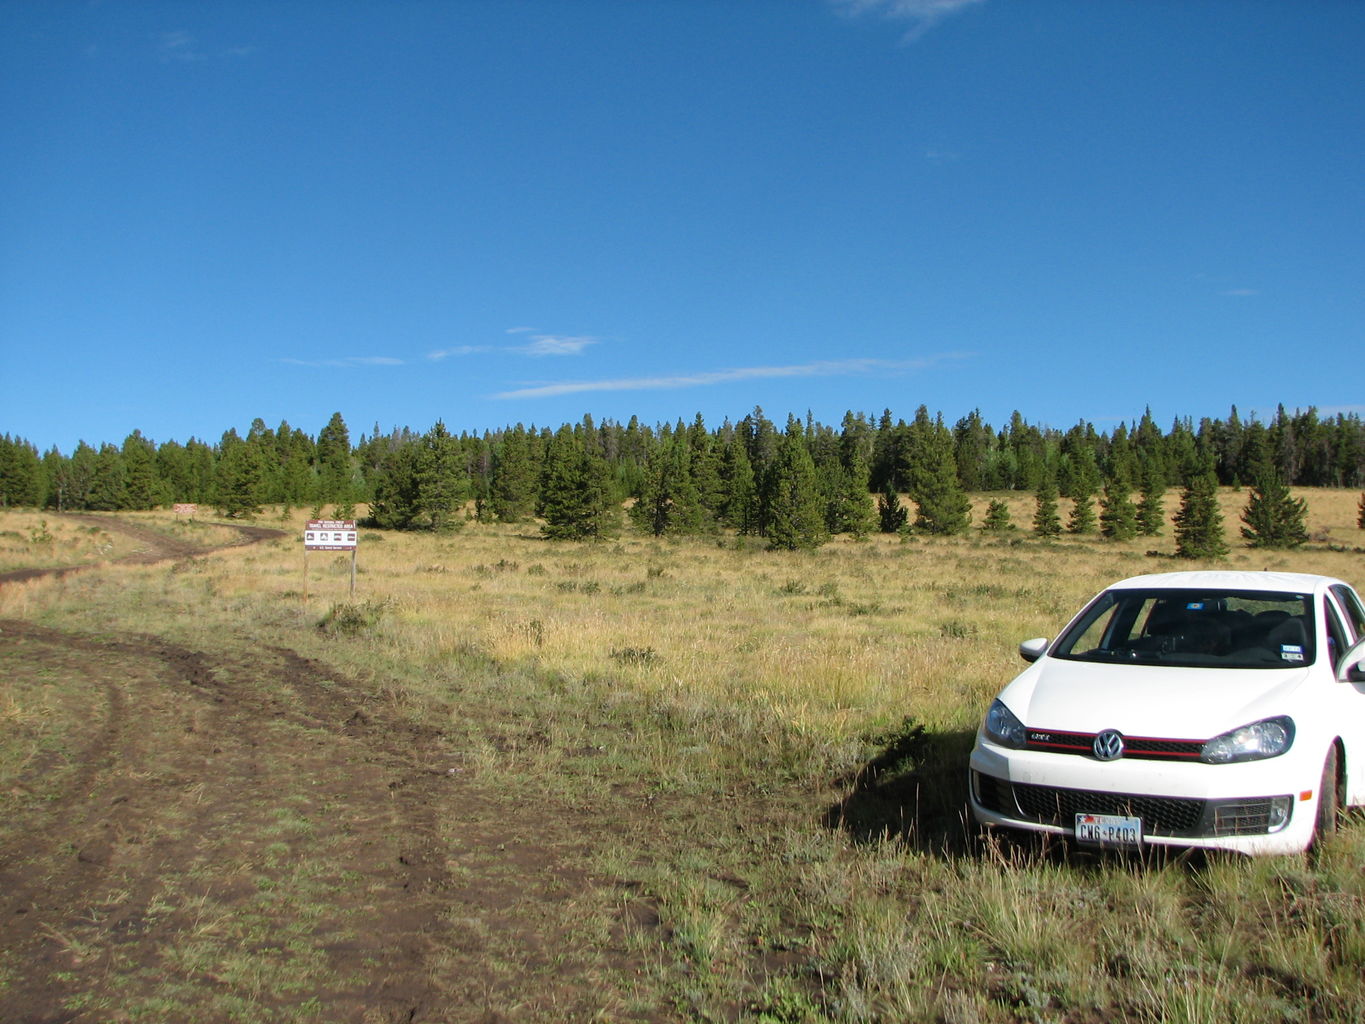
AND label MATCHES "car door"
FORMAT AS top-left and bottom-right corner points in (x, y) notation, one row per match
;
(1324, 585), (1365, 804)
